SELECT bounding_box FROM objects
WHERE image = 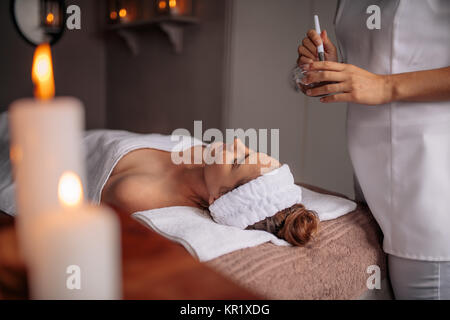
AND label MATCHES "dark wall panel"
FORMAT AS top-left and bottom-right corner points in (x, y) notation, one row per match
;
(0, 0), (106, 129)
(105, 0), (226, 134)
(0, 0), (226, 134)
